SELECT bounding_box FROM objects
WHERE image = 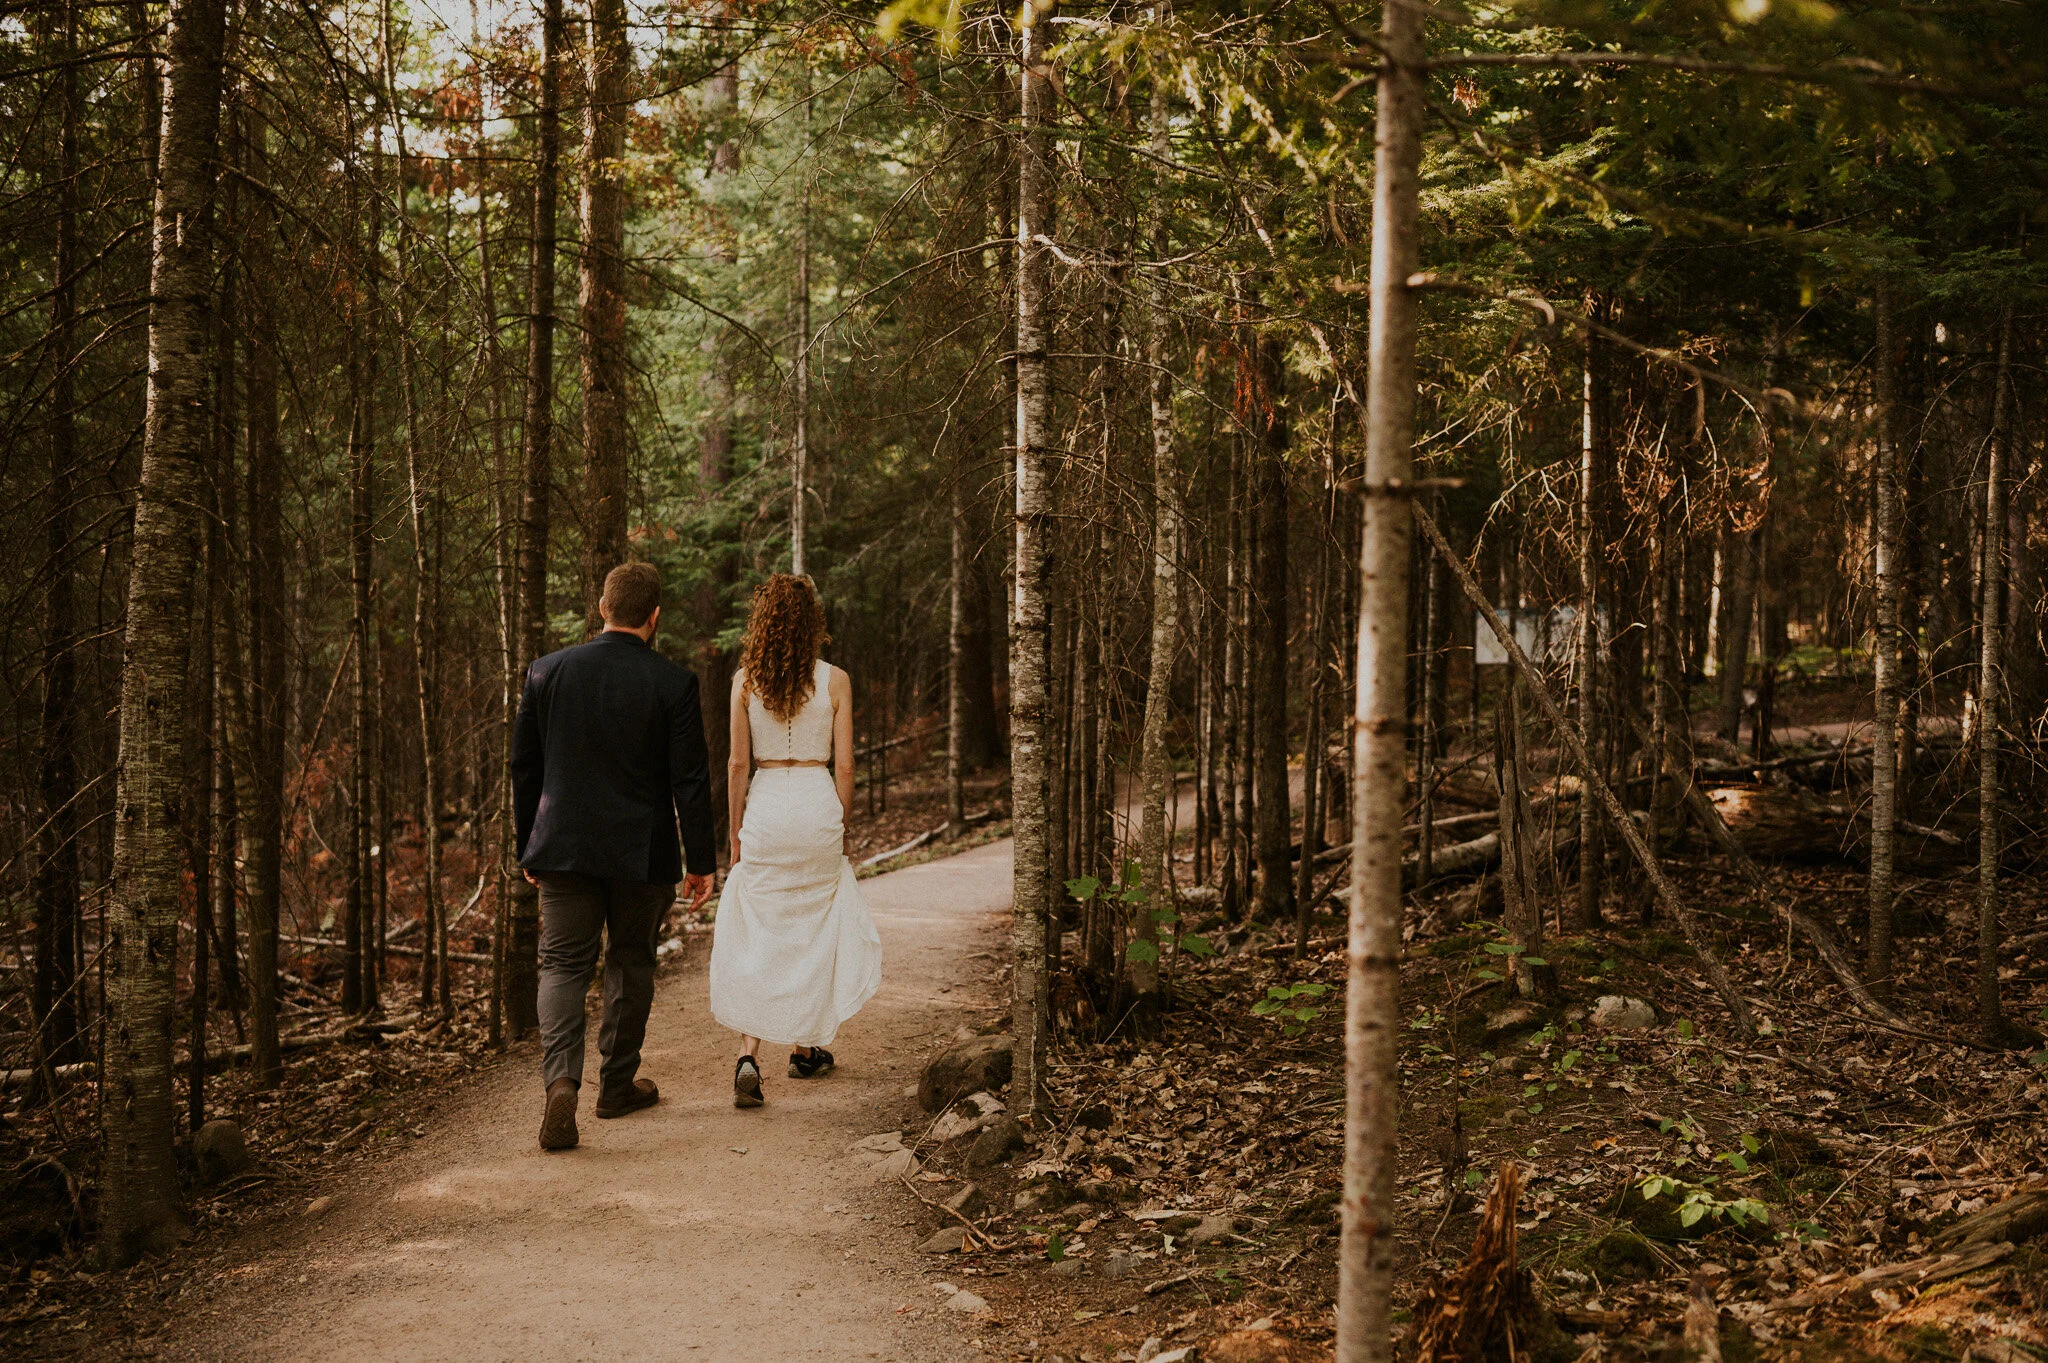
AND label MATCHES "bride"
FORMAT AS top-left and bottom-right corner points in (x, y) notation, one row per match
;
(710, 574), (882, 1108)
